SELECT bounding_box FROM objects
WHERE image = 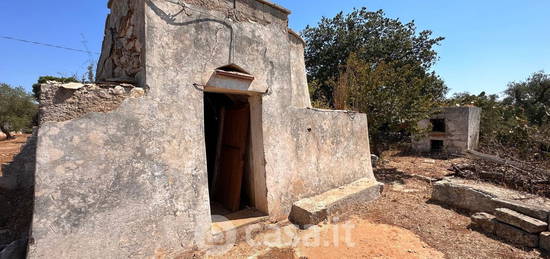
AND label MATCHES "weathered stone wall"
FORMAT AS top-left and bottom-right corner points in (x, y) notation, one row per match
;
(30, 0), (376, 257)
(96, 0), (145, 85)
(468, 107), (481, 150)
(266, 108), (374, 217)
(413, 106), (481, 153)
(39, 82), (145, 124)
(289, 32), (311, 108)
